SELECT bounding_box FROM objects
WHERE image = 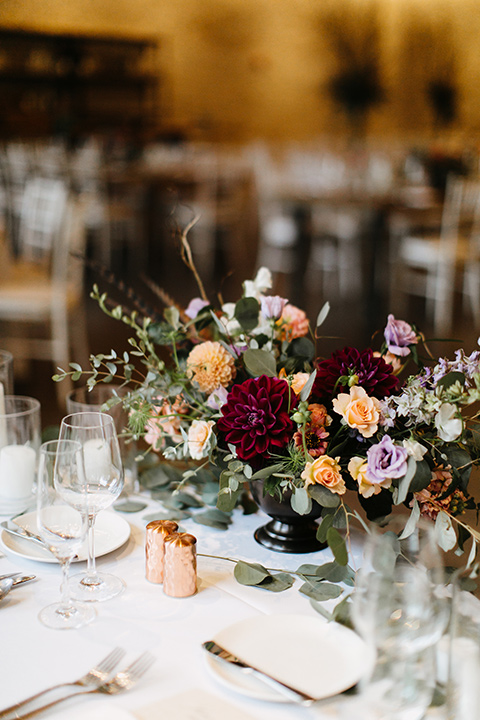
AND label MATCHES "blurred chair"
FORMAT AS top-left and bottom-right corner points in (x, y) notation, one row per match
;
(392, 175), (480, 336)
(0, 177), (88, 405)
(0, 141), (36, 254)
